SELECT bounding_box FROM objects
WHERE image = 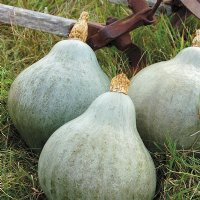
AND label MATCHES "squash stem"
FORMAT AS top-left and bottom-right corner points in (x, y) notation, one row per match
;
(192, 29), (200, 47)
(110, 73), (130, 95)
(68, 11), (89, 42)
